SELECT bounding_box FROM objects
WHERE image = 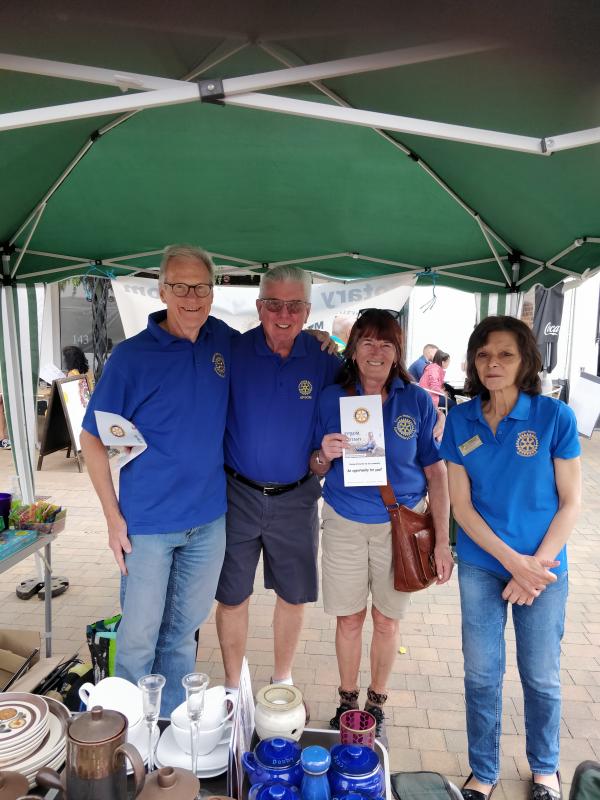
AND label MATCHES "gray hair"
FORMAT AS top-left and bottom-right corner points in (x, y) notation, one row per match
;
(259, 265), (312, 302)
(159, 244), (215, 284)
